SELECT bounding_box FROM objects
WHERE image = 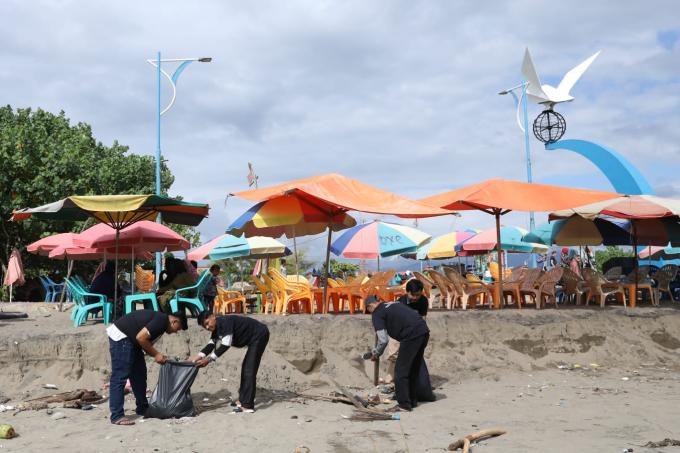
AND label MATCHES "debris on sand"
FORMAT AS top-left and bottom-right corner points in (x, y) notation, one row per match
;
(643, 438), (680, 447)
(448, 428), (507, 452)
